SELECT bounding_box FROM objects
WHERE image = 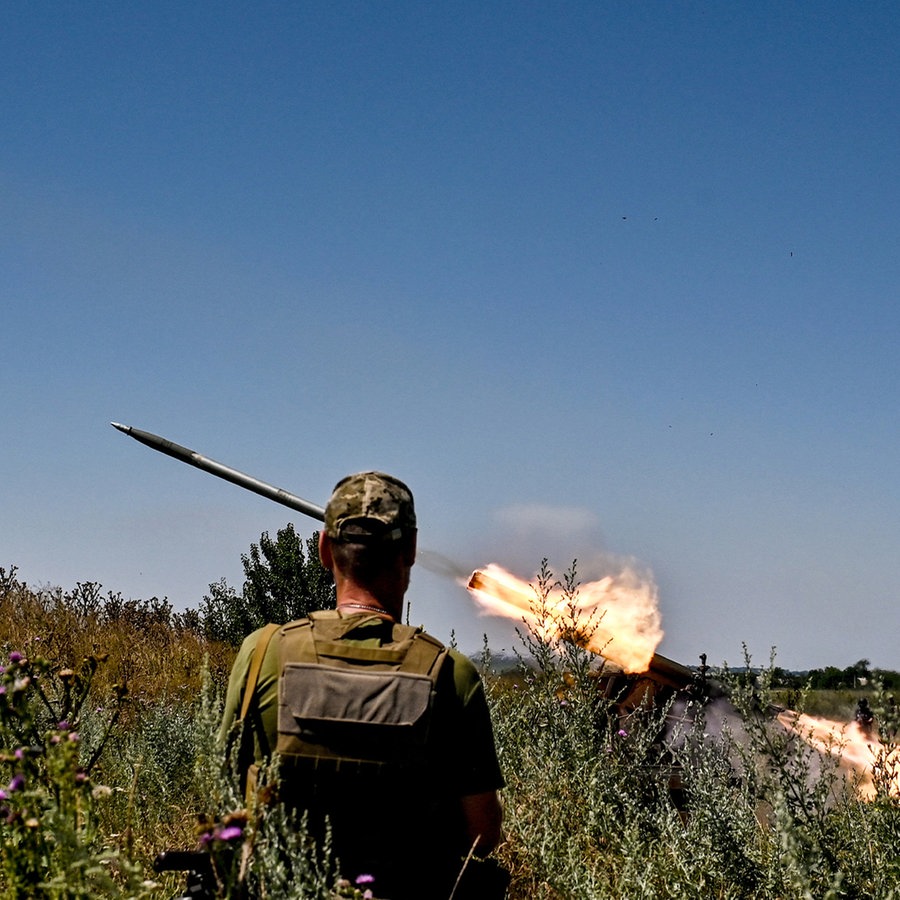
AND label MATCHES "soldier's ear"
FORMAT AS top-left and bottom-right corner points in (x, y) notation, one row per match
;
(319, 531), (334, 569)
(403, 531), (417, 567)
